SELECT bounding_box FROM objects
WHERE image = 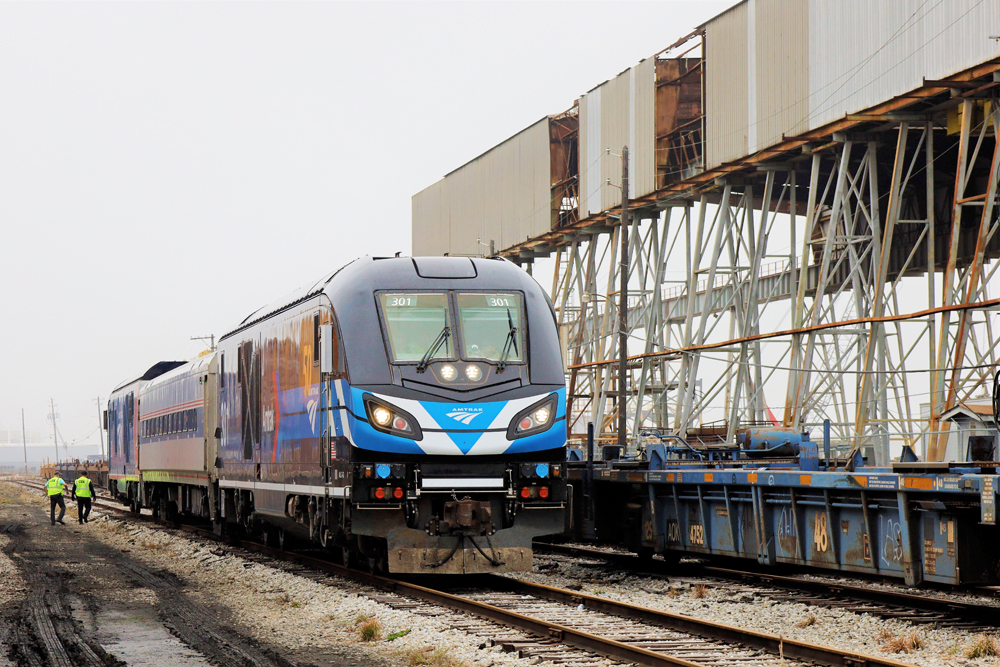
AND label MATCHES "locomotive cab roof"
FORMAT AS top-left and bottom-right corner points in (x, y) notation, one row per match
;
(222, 255), (555, 342)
